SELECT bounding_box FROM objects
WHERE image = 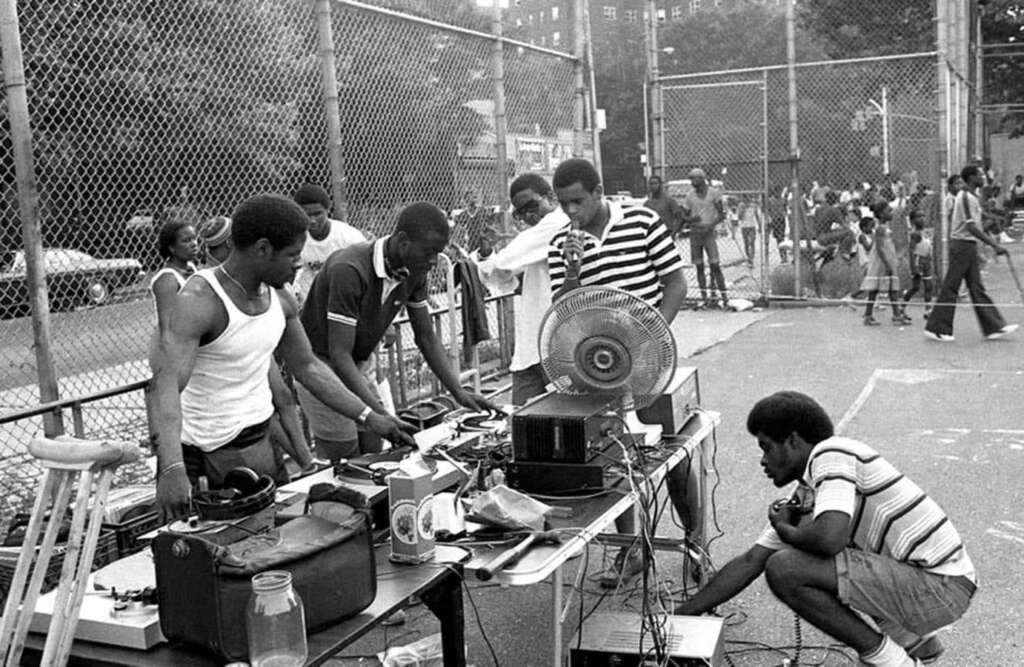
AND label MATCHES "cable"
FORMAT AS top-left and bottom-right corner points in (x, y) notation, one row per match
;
(458, 568), (500, 667)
